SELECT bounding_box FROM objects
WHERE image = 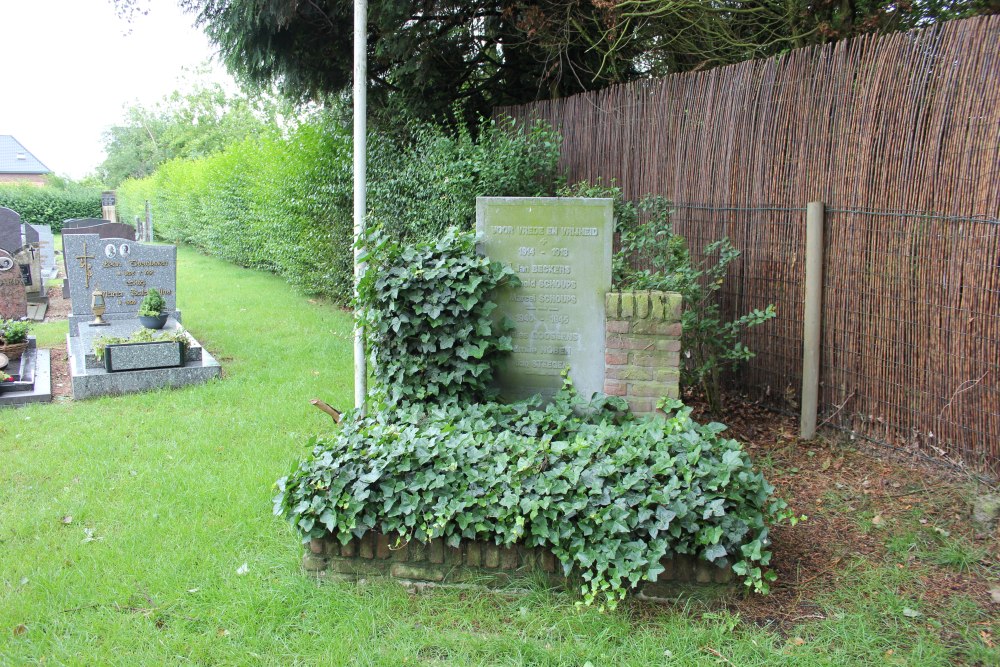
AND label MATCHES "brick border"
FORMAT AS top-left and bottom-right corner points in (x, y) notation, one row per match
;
(302, 532), (733, 601)
(605, 290), (682, 415)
